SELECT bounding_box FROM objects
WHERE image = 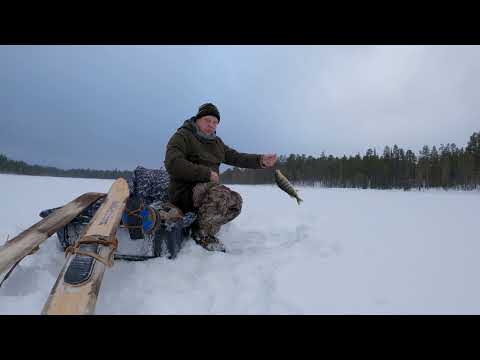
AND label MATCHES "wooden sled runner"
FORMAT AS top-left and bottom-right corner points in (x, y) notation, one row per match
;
(41, 178), (129, 315)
